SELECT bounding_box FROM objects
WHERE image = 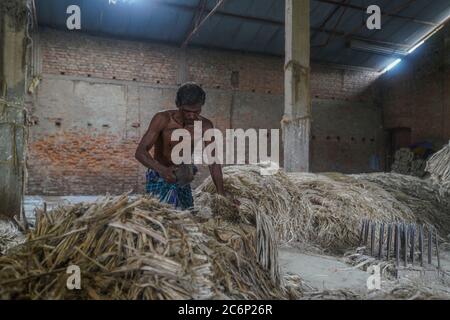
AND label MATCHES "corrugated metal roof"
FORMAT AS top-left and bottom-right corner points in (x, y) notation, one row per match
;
(35, 0), (450, 70)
